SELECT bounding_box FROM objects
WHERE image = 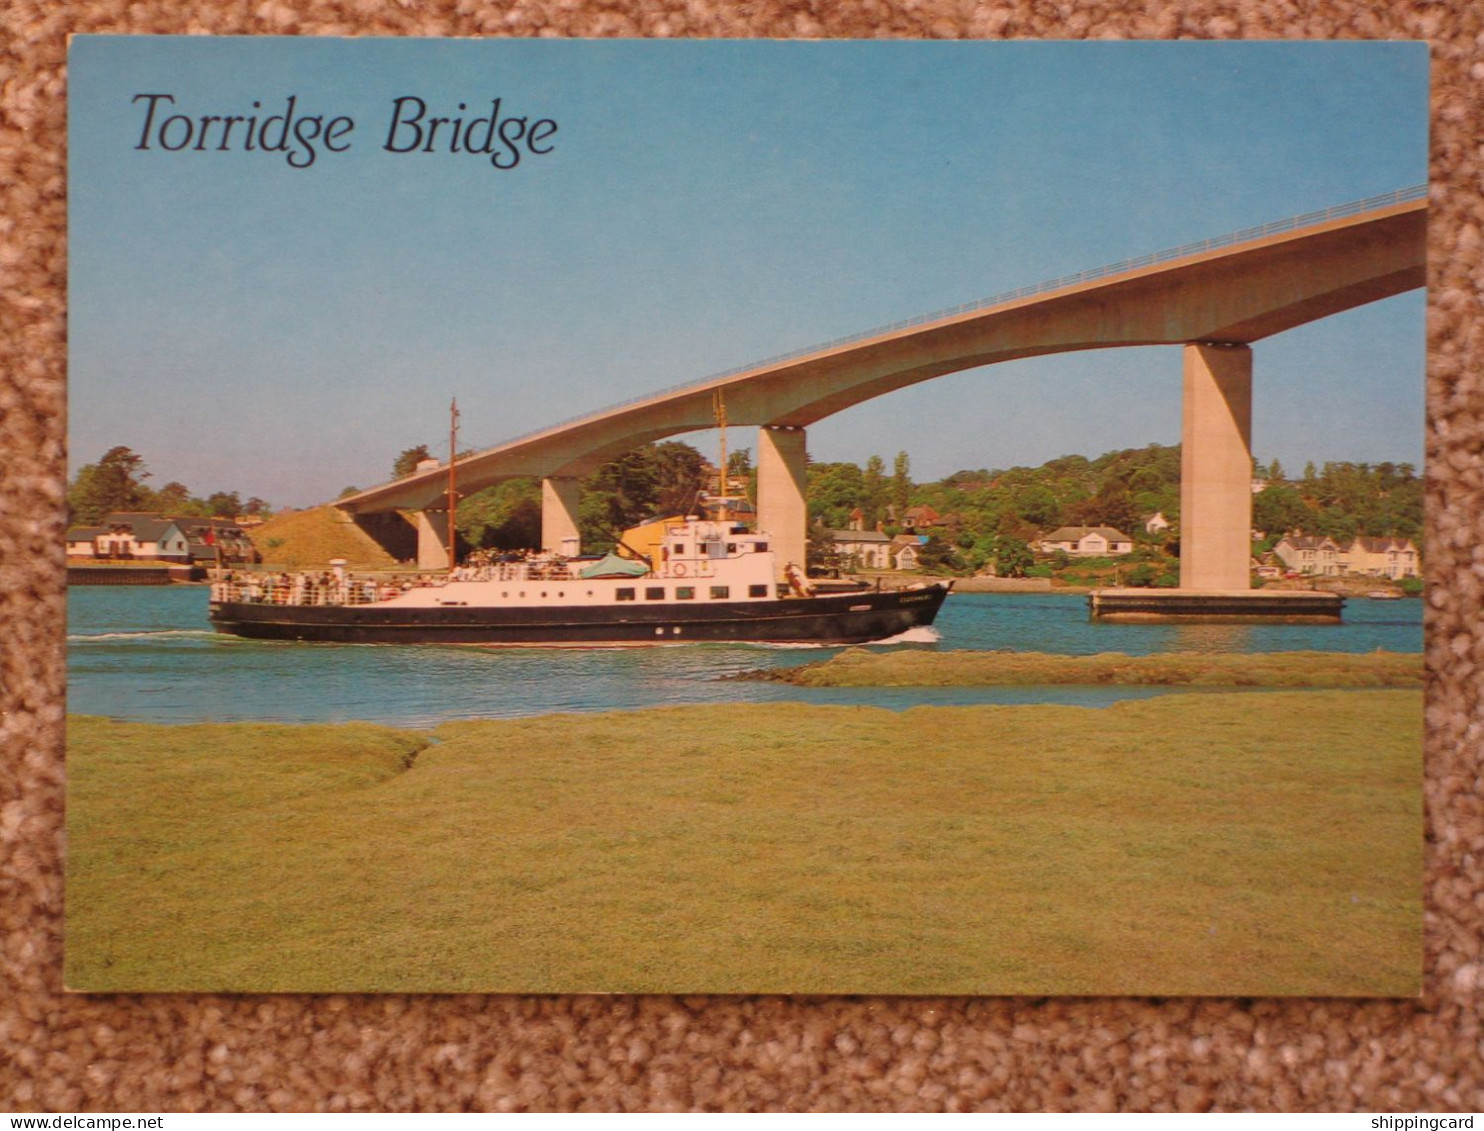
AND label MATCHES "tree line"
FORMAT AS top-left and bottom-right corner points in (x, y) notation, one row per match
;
(397, 438), (1423, 574)
(67, 446), (271, 526)
(72, 440), (1420, 574)
(1250, 459), (1421, 546)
